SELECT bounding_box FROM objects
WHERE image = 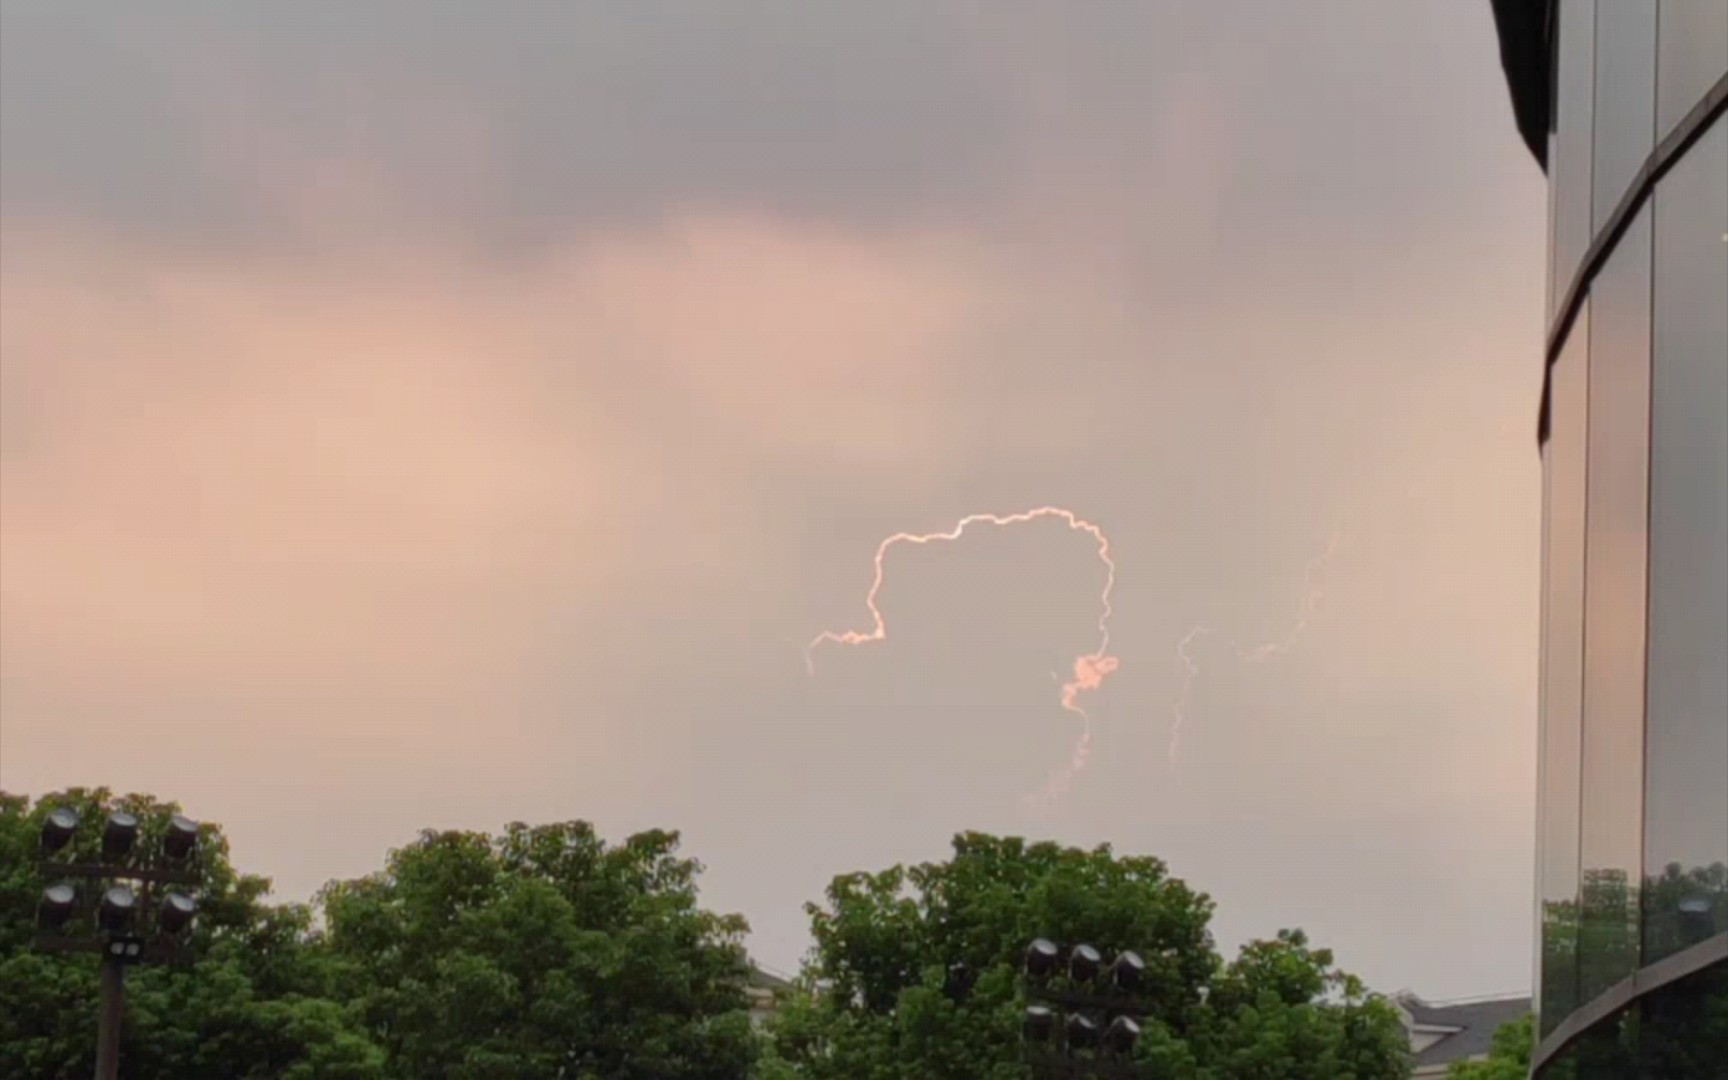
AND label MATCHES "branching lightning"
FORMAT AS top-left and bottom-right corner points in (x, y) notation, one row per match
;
(806, 511), (1342, 800)
(805, 508), (1118, 799)
(1167, 533), (1343, 765)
